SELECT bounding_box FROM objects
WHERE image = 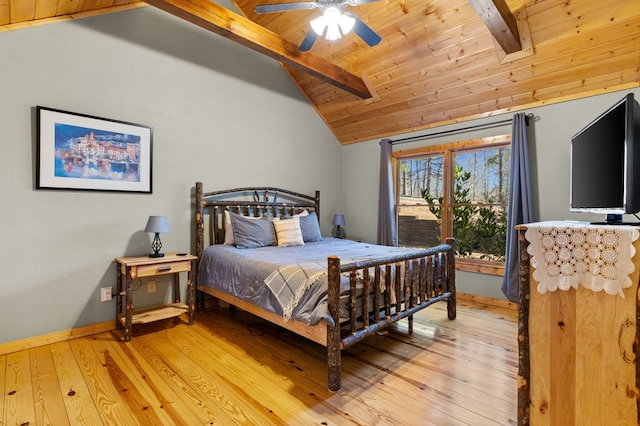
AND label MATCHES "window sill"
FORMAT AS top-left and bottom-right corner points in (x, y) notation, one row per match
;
(456, 259), (505, 276)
